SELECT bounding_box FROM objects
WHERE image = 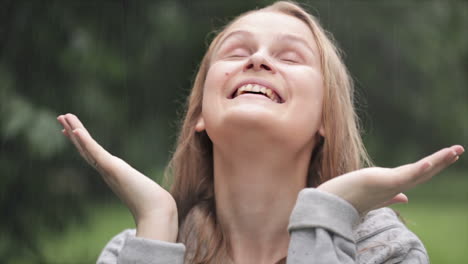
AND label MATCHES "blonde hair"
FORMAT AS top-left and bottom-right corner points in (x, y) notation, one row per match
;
(166, 1), (371, 263)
